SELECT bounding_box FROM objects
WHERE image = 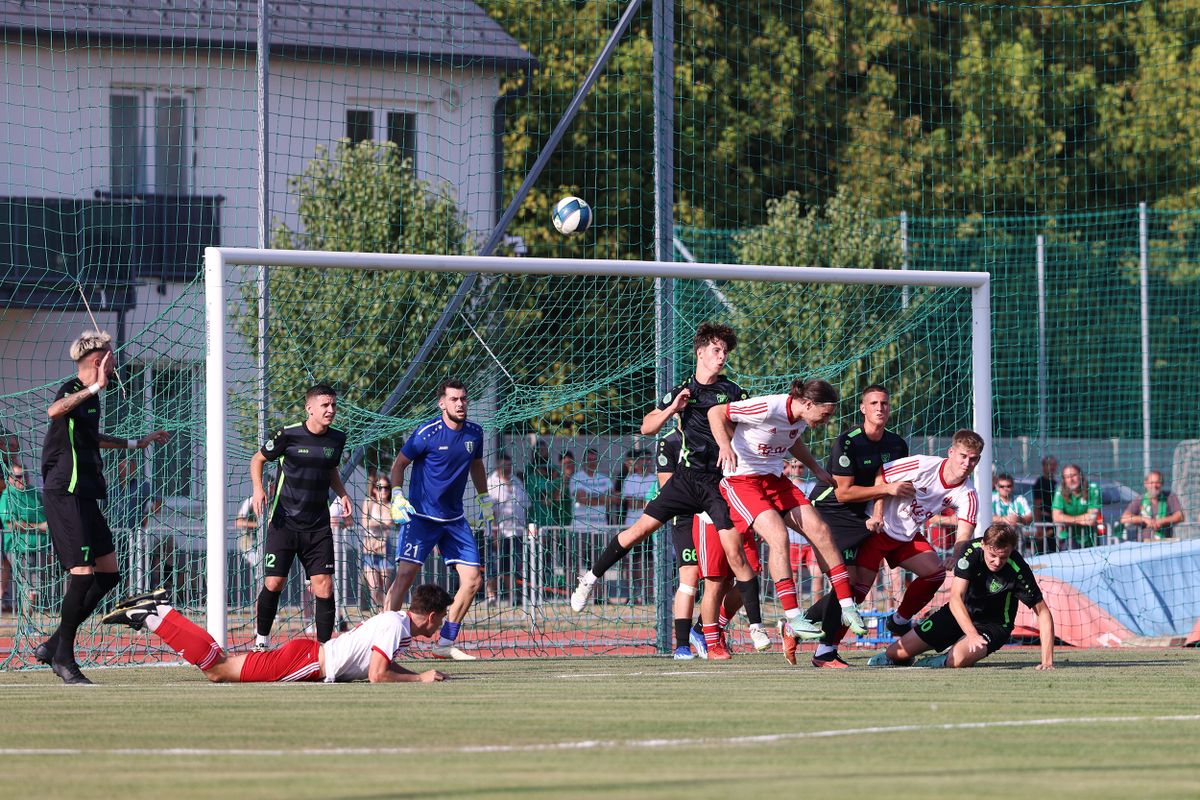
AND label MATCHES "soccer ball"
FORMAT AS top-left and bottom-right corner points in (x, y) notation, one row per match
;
(552, 196), (592, 235)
